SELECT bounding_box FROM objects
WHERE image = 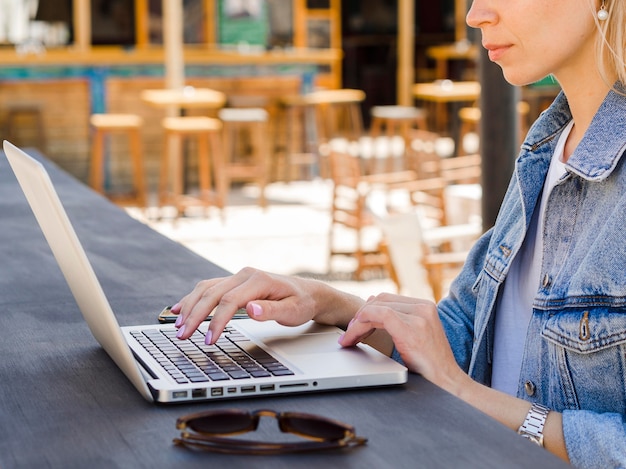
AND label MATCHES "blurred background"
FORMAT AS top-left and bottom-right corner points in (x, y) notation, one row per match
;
(0, 0), (560, 299)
